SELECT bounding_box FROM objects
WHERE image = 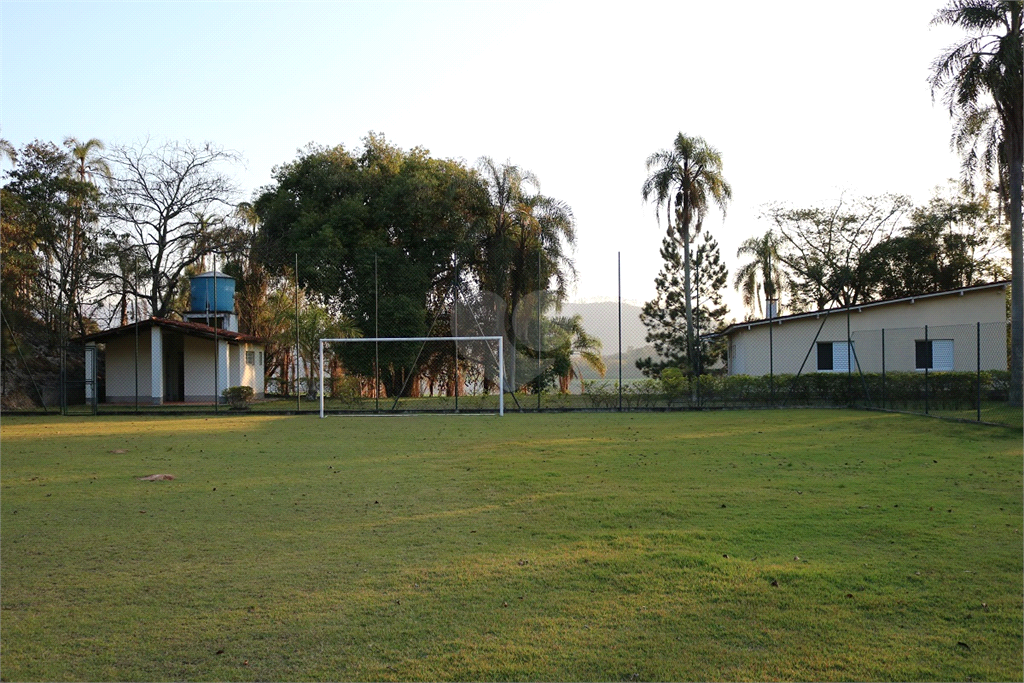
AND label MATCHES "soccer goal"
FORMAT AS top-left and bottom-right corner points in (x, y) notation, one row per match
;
(318, 336), (505, 417)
